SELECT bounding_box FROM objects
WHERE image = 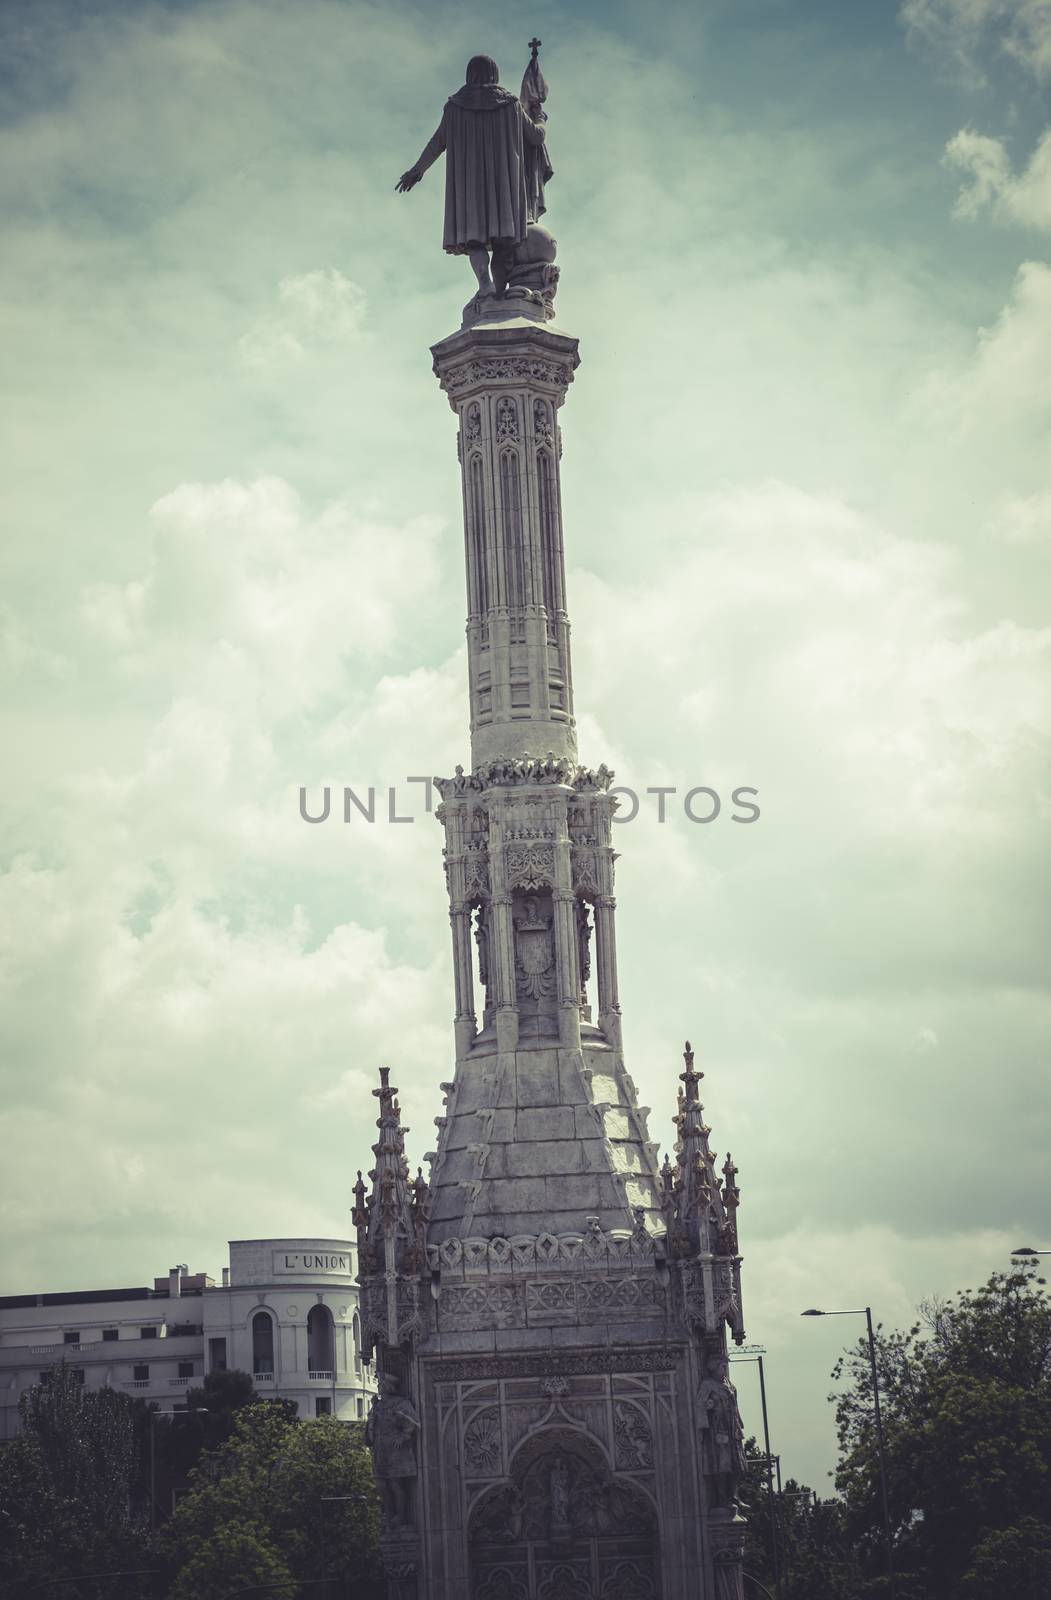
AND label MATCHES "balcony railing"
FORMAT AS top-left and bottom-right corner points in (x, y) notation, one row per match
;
(253, 1372), (274, 1383)
(126, 1379), (151, 1389)
(168, 1376), (192, 1386)
(308, 1370), (335, 1381)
